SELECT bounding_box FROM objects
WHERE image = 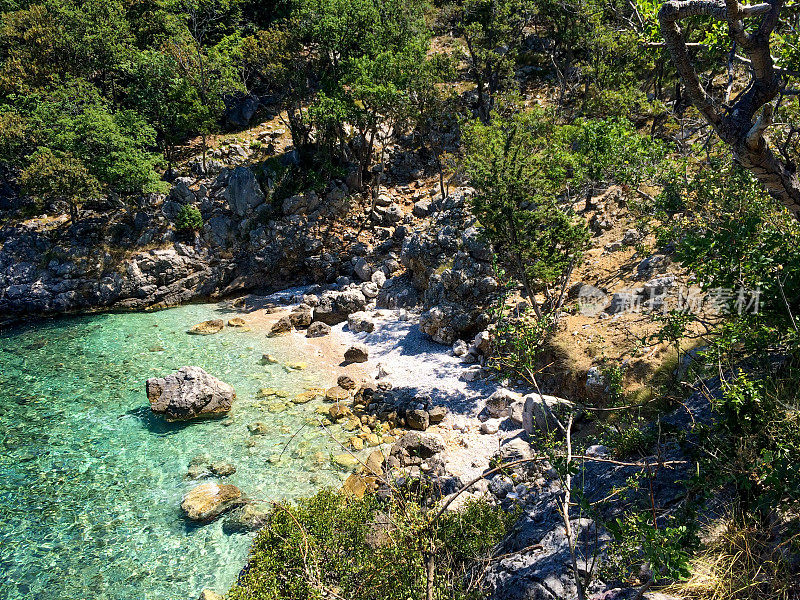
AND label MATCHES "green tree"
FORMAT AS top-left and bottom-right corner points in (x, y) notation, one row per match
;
(462, 108), (590, 317)
(450, 0), (535, 122)
(19, 148), (100, 221)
